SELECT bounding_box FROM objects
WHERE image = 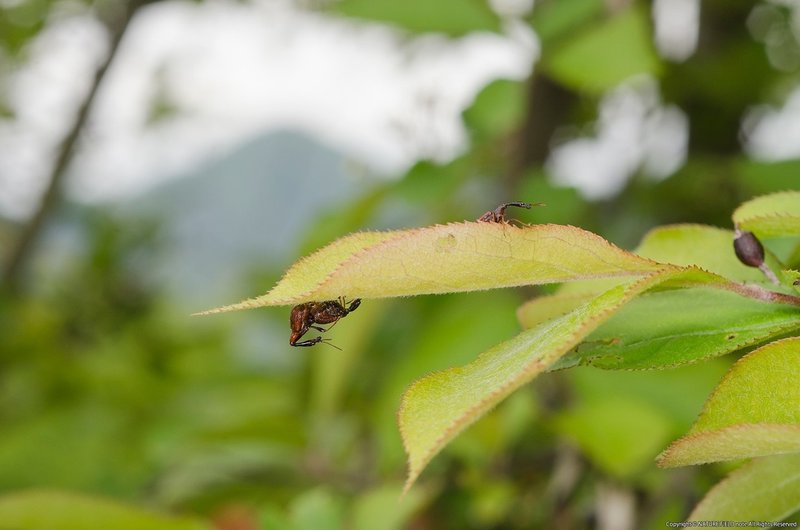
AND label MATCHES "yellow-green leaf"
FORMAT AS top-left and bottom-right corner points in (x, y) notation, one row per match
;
(331, 0), (501, 36)
(532, 0), (604, 45)
(659, 424), (800, 468)
(0, 490), (209, 530)
(516, 291), (594, 329)
(689, 453), (800, 522)
(635, 224), (784, 284)
(733, 191), (800, 238)
(548, 288), (800, 371)
(199, 223), (665, 313)
(518, 223), (792, 327)
(351, 483), (431, 530)
(543, 6), (662, 95)
(658, 337), (800, 467)
(788, 270), (800, 293)
(399, 268), (712, 491)
(553, 397), (672, 478)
